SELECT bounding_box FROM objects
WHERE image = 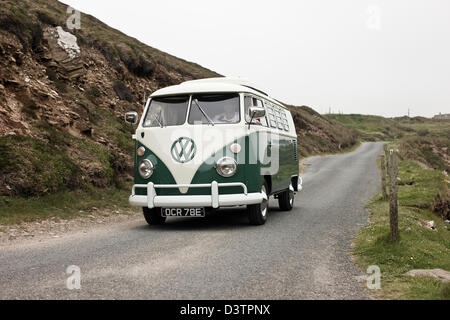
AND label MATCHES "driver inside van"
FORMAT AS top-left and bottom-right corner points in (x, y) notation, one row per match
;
(214, 104), (239, 123)
(244, 97), (262, 125)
